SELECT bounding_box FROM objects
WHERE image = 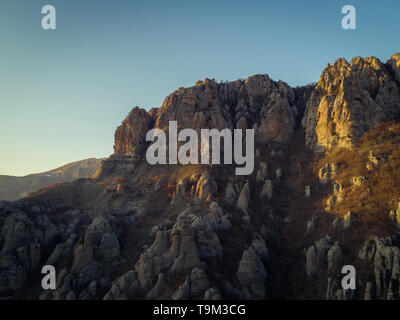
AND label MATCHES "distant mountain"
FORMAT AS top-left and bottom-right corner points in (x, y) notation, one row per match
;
(0, 158), (104, 201)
